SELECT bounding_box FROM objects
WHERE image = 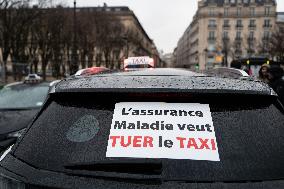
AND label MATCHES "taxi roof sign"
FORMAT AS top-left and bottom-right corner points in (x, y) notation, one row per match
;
(124, 56), (151, 66)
